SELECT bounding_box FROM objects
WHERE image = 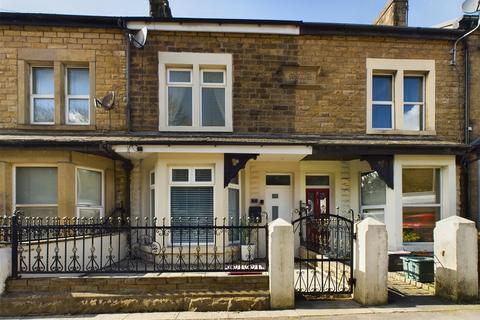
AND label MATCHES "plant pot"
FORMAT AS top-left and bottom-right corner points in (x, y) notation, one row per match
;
(241, 244), (256, 261)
